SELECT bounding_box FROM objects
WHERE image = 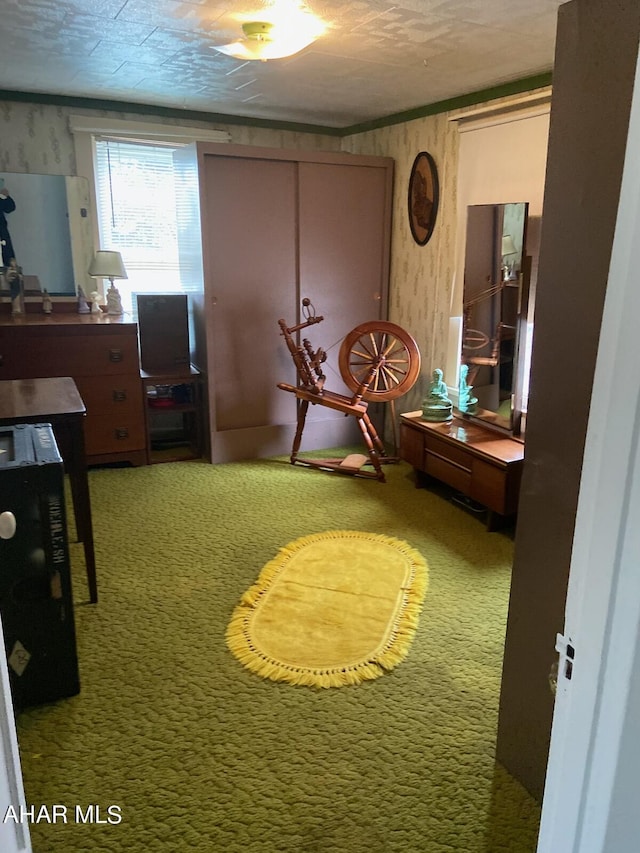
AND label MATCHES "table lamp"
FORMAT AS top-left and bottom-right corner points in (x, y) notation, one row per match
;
(88, 250), (127, 315)
(501, 234), (518, 282)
